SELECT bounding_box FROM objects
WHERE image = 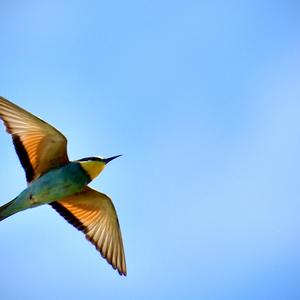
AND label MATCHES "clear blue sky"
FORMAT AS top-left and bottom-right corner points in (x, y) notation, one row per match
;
(1, 1), (300, 299)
